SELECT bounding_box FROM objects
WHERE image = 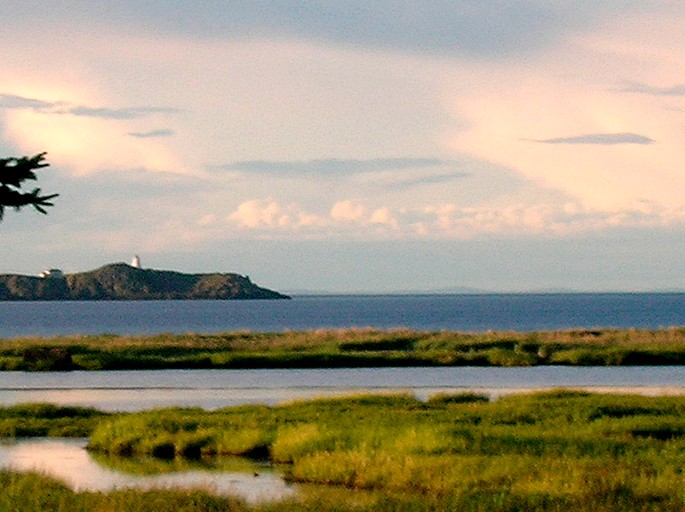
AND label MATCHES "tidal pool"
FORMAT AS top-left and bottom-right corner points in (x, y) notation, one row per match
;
(0, 438), (296, 503)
